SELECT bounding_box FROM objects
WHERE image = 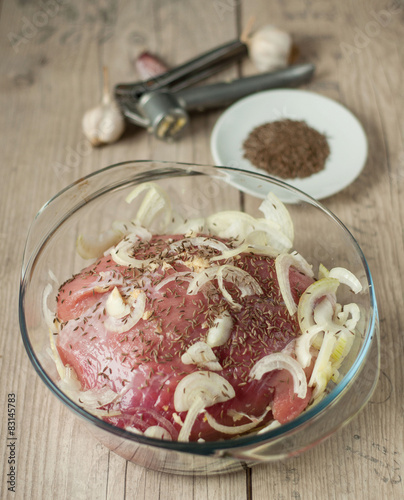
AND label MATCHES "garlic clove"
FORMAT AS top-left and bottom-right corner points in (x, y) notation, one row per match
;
(206, 311), (233, 347)
(106, 286), (130, 319)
